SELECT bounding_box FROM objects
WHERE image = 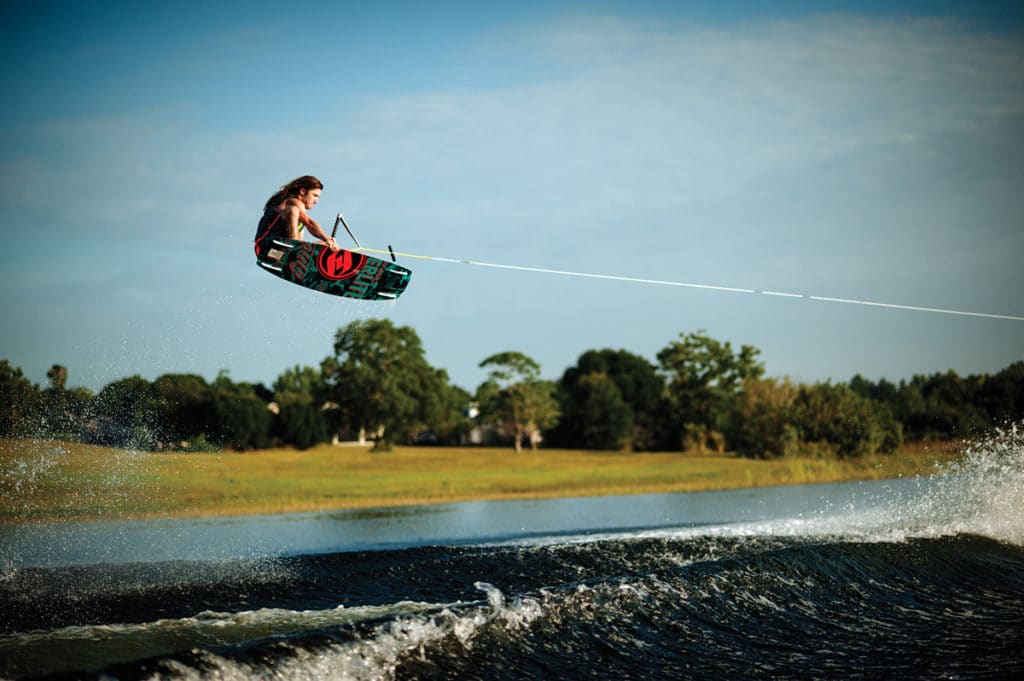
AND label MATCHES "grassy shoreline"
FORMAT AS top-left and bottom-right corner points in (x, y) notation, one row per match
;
(1, 438), (963, 523)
